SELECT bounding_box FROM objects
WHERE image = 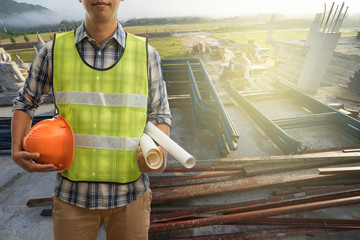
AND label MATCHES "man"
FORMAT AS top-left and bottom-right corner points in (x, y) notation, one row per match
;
(11, 0), (171, 239)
